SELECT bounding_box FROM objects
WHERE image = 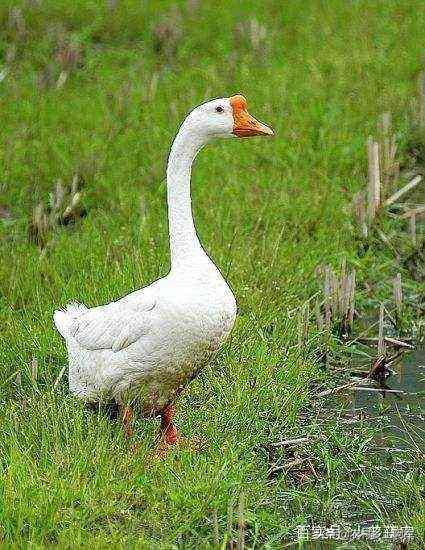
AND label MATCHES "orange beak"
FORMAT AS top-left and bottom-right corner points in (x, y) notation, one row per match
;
(230, 94), (274, 138)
